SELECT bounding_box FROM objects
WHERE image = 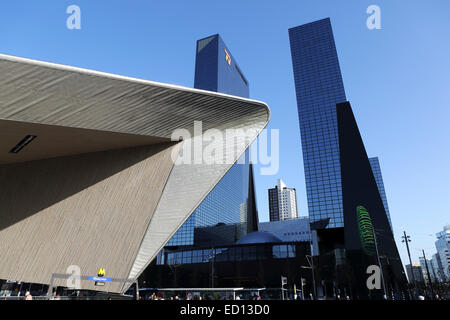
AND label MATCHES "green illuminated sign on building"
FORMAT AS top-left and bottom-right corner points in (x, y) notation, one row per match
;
(356, 205), (376, 256)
